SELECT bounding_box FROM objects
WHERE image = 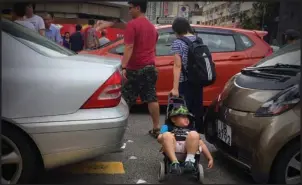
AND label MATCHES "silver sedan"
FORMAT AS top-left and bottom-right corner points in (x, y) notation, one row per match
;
(1, 18), (129, 184)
